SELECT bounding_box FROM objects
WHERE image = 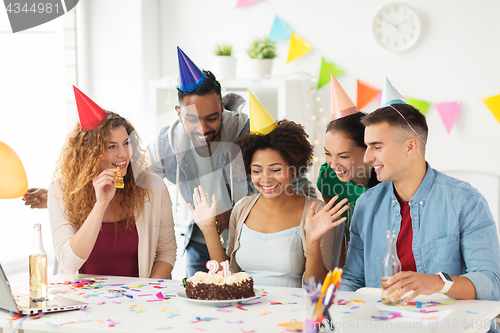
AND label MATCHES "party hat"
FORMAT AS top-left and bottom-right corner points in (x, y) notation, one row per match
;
(330, 74), (359, 121)
(73, 86), (108, 131)
(177, 46), (207, 92)
(248, 91), (277, 135)
(380, 77), (406, 107)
